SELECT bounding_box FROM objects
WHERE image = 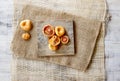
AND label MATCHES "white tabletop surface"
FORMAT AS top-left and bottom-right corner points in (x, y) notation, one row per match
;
(0, 0), (120, 81)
